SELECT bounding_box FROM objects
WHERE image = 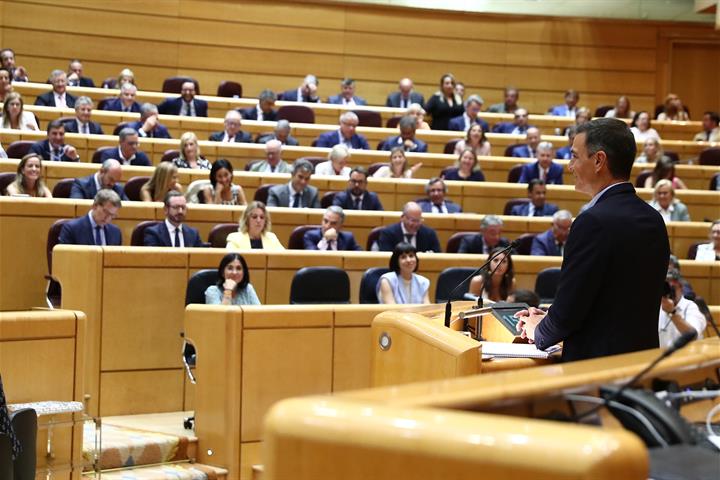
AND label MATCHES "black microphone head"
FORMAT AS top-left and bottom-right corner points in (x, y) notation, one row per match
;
(671, 329), (697, 351)
(509, 239), (521, 250)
